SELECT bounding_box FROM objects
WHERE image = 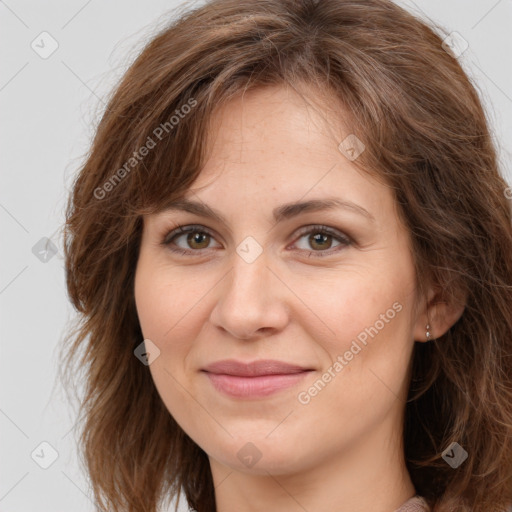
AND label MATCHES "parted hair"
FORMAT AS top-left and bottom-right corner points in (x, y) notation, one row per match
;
(60, 0), (512, 511)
